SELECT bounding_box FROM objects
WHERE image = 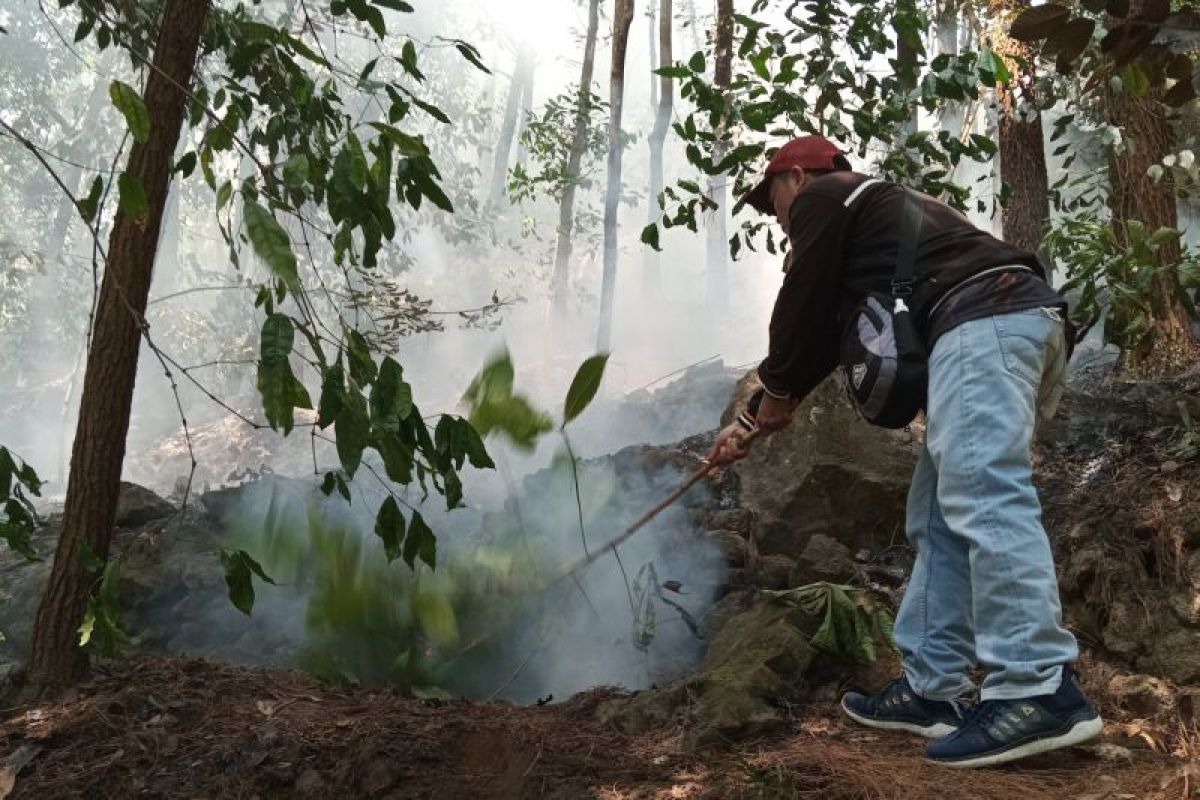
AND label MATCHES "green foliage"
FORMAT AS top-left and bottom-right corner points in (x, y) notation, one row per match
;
(243, 201), (298, 290)
(77, 543), (127, 656)
(1045, 216), (1199, 353)
(256, 314), (312, 435)
(645, 0), (1006, 257)
(219, 547), (277, 616)
(507, 89), (610, 203)
(563, 353), (609, 424)
(116, 172), (148, 222)
(107, 80), (149, 143)
(766, 582), (896, 665)
(0, 447), (42, 560)
(462, 350), (554, 450)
